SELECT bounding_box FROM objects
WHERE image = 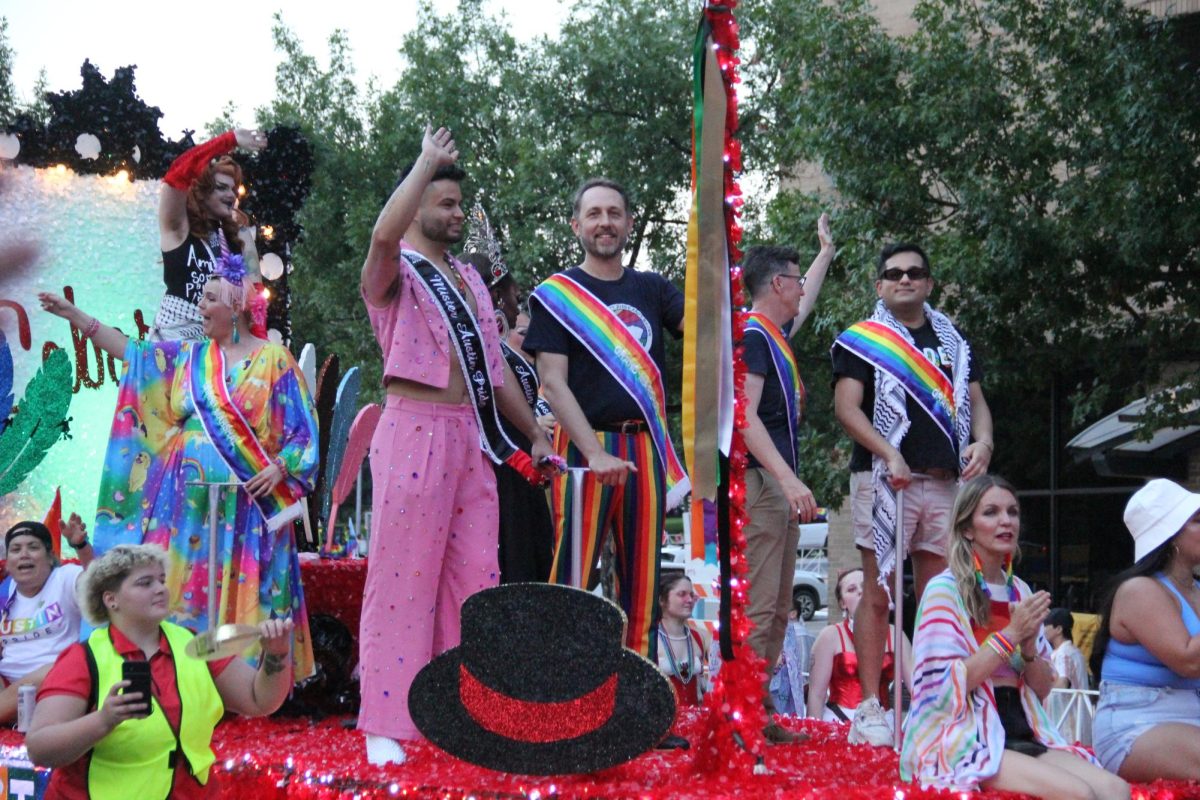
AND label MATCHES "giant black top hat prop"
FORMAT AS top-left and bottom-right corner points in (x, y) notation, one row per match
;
(409, 583), (676, 775)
